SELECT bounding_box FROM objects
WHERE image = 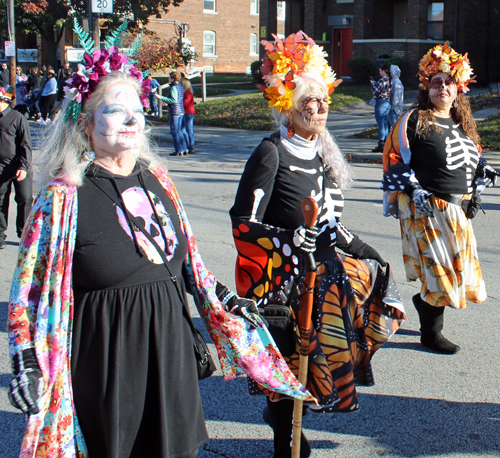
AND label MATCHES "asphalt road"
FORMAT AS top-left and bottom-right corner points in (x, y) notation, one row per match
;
(0, 140), (499, 458)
